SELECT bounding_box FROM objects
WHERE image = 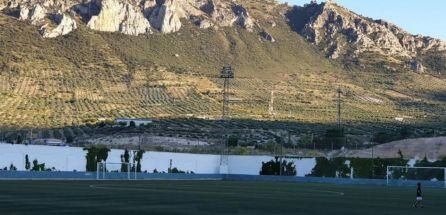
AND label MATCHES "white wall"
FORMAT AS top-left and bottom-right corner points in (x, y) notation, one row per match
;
(0, 143), (316, 176)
